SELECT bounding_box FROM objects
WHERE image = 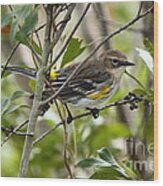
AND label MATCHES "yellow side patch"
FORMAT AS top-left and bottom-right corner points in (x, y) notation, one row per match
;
(87, 85), (110, 100)
(50, 70), (58, 80)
